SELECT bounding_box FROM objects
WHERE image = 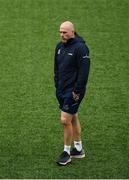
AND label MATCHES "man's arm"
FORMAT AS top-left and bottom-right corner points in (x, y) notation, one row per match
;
(54, 47), (58, 89)
(74, 44), (90, 94)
